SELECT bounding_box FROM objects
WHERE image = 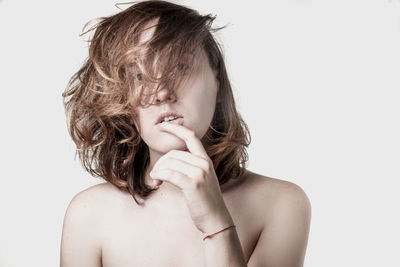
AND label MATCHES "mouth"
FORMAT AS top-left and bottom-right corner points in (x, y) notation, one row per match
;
(158, 117), (184, 126)
(155, 112), (184, 125)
